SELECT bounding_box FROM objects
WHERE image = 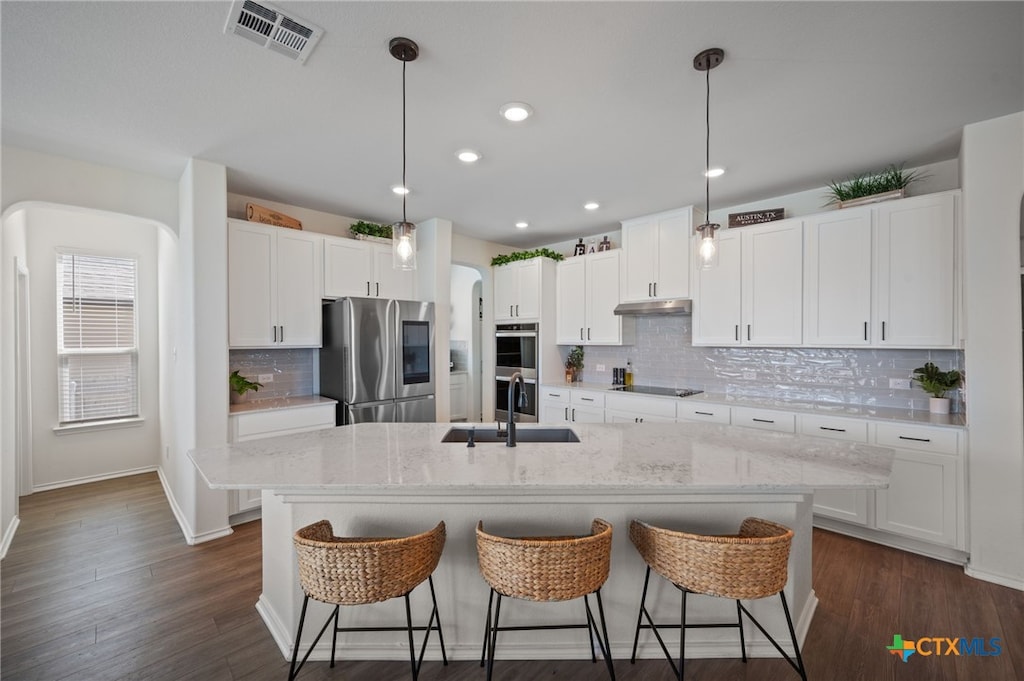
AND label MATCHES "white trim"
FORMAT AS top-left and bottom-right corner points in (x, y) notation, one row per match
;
(1, 515), (20, 560)
(156, 467), (234, 546)
(32, 465), (157, 493)
(52, 417), (145, 435)
(965, 566), (1024, 591)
